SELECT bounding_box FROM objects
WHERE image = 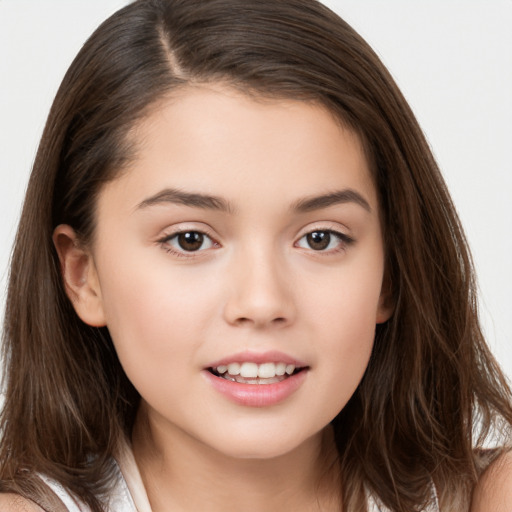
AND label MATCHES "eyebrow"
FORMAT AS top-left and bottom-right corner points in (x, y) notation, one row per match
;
(291, 189), (372, 213)
(136, 187), (371, 214)
(136, 188), (235, 213)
